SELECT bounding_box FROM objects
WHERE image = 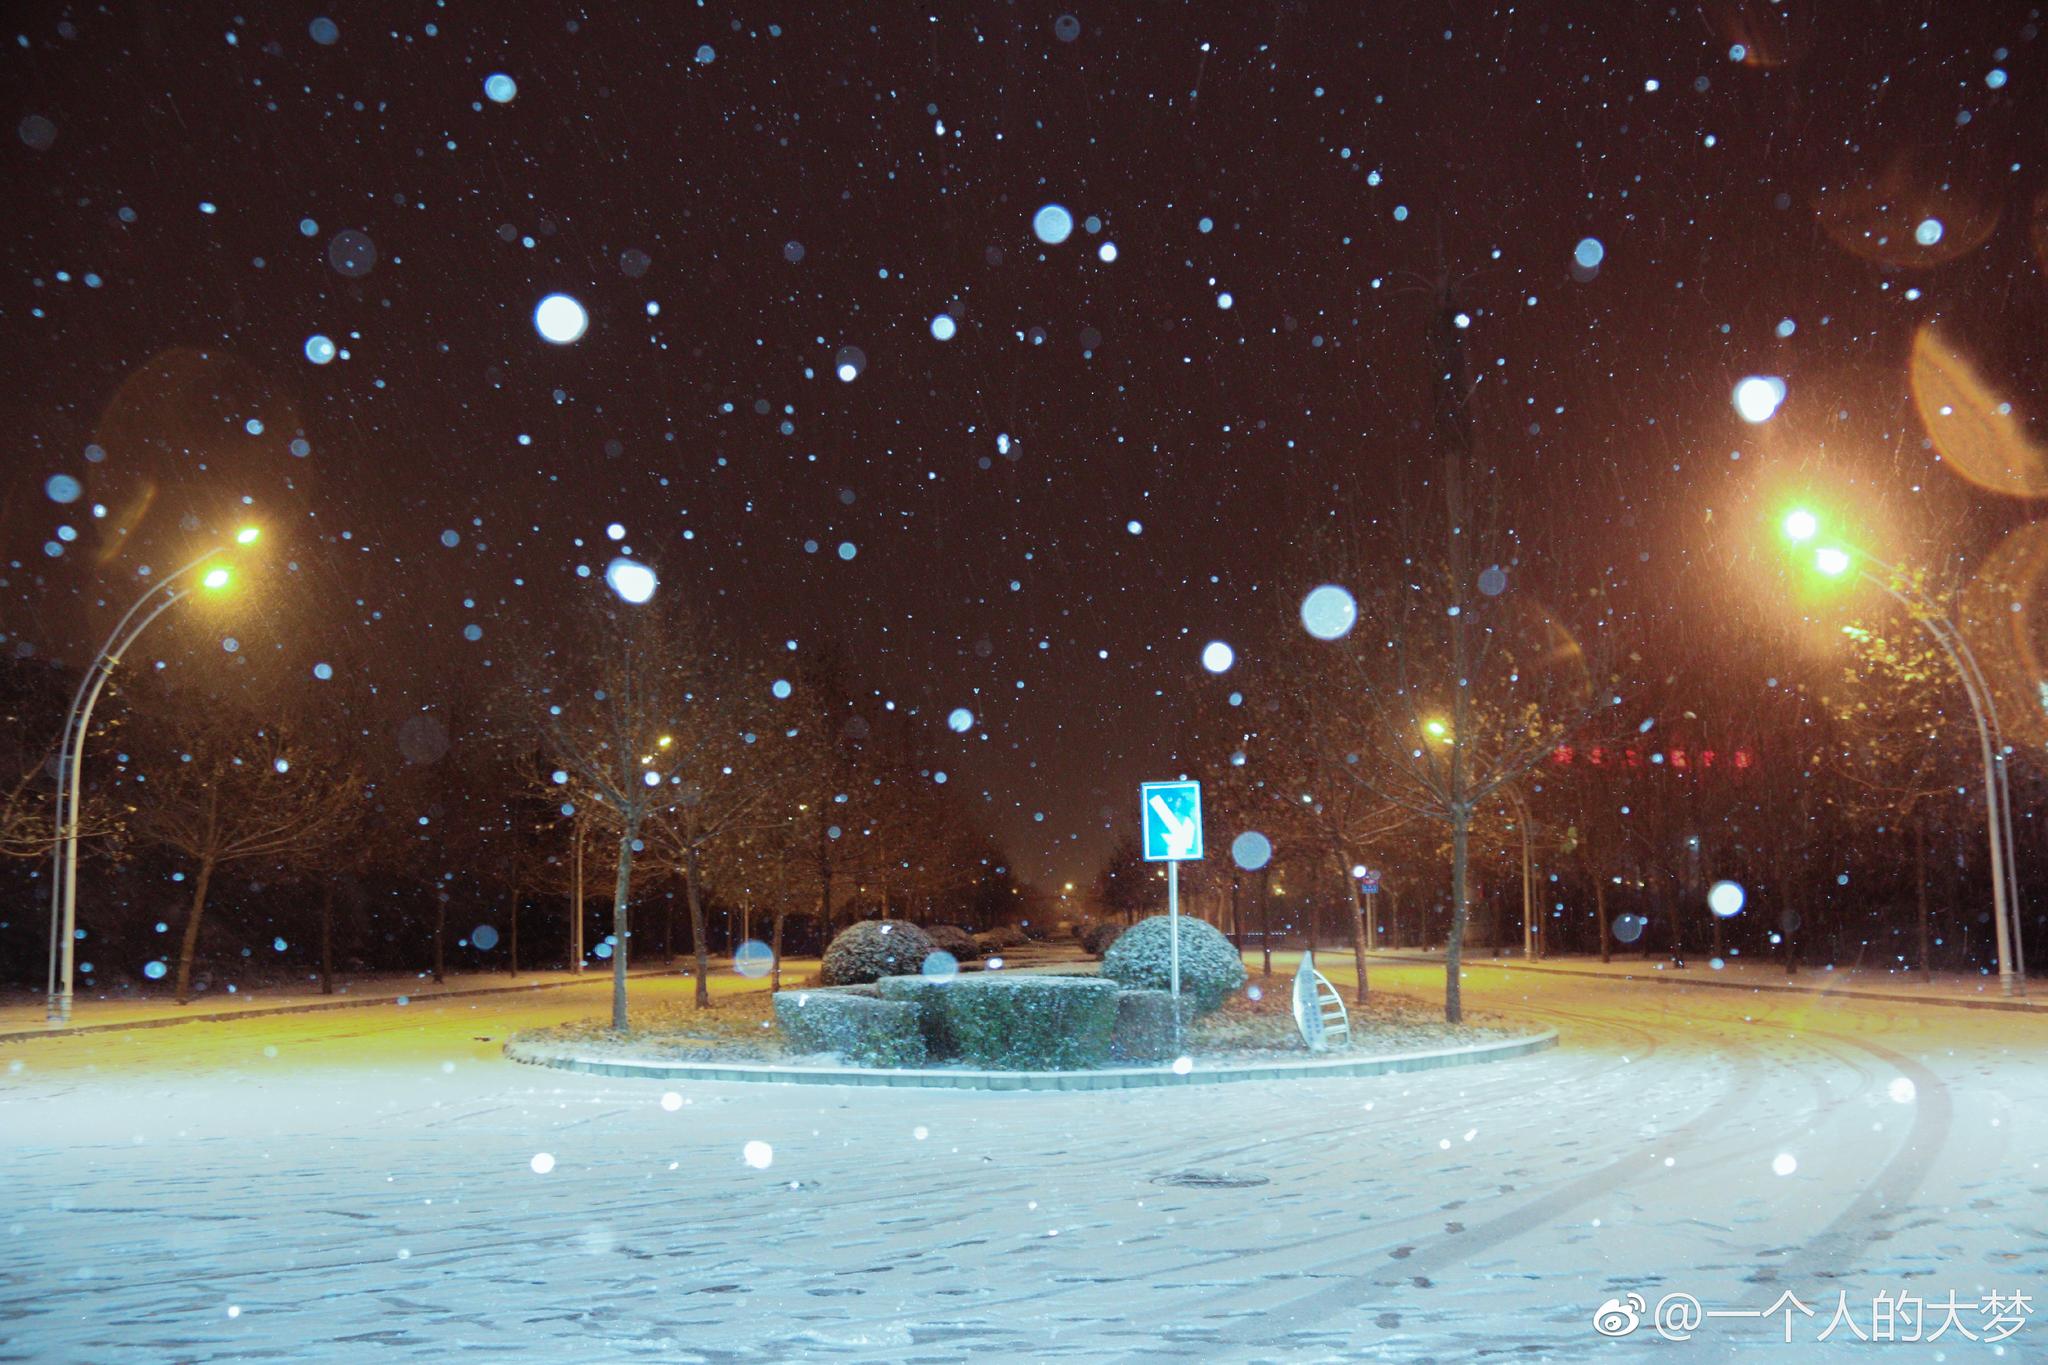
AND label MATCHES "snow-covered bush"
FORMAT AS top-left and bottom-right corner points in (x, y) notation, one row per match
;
(773, 988), (926, 1067)
(1100, 915), (1247, 1014)
(820, 919), (938, 986)
(974, 925), (1028, 952)
(937, 975), (1118, 1069)
(875, 974), (962, 1056)
(1080, 920), (1126, 958)
(923, 924), (980, 960)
